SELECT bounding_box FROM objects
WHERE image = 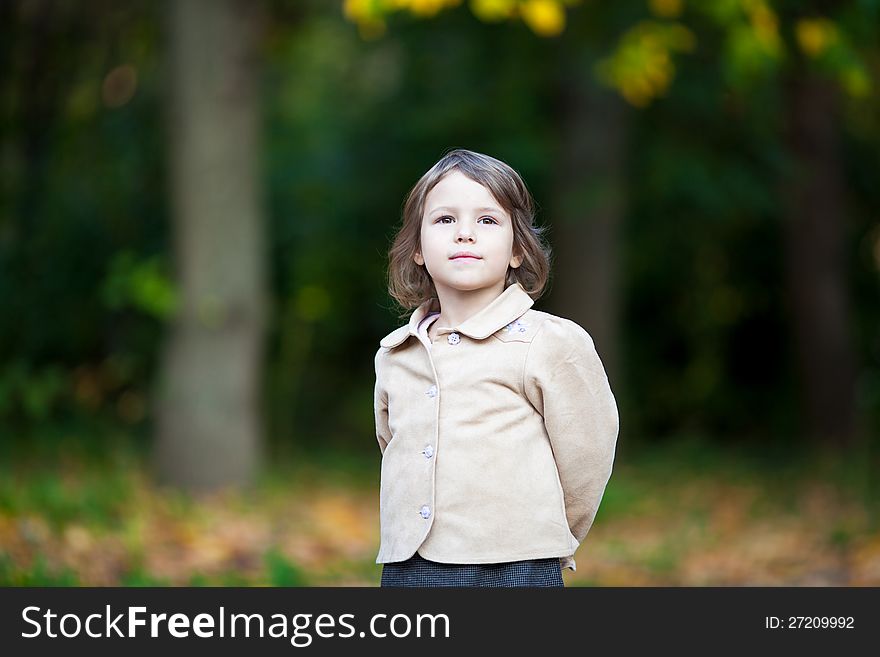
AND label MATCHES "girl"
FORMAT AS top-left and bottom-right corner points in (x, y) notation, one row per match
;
(373, 148), (619, 587)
